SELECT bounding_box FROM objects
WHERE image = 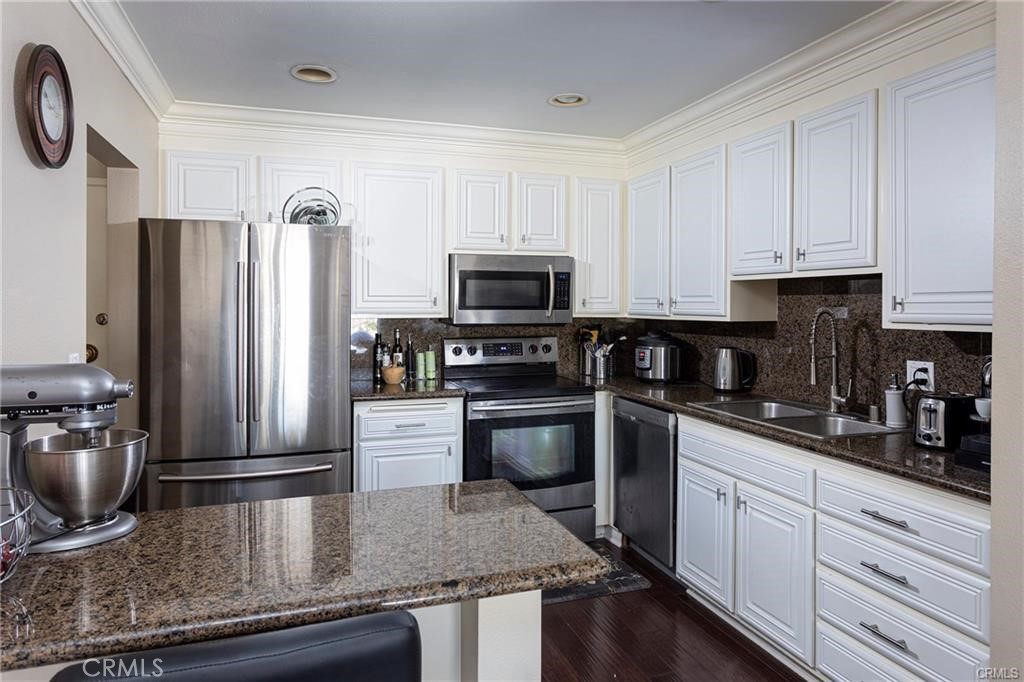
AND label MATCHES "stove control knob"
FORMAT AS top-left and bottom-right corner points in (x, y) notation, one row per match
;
(451, 346), (463, 357)
(467, 345), (478, 356)
(541, 343), (552, 354)
(528, 344), (539, 354)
